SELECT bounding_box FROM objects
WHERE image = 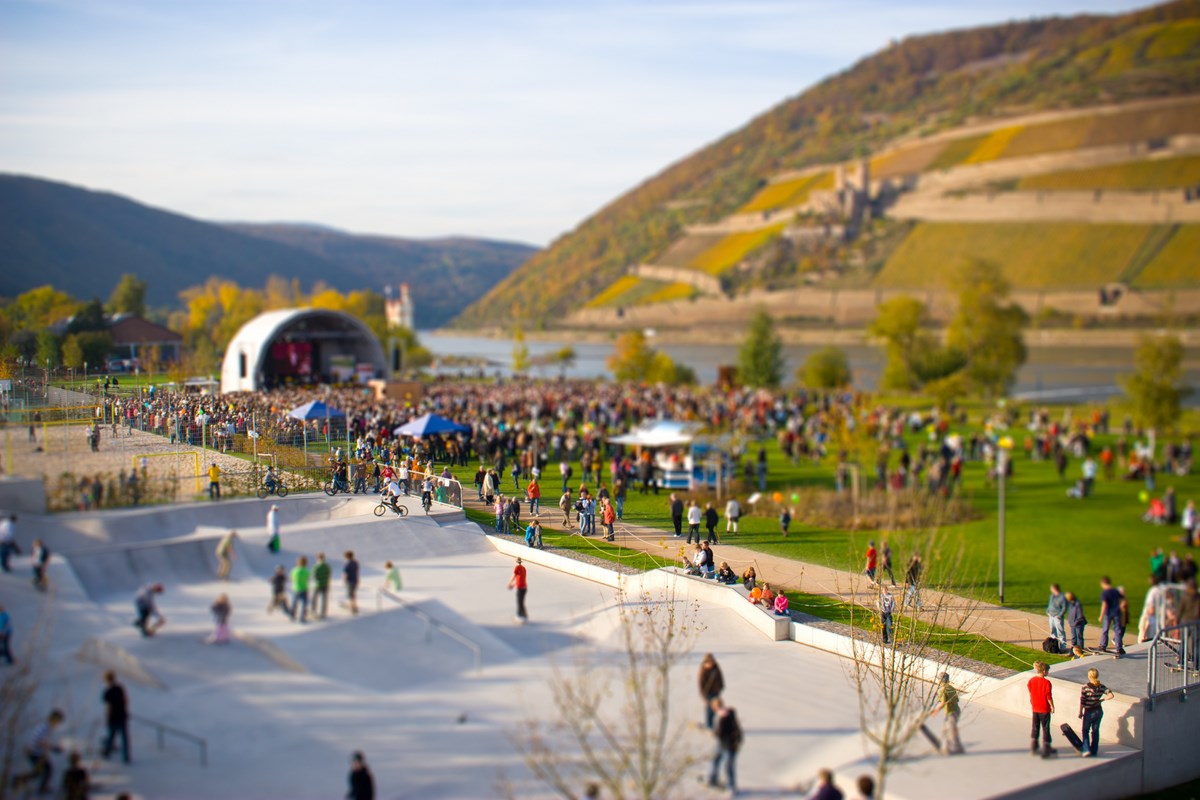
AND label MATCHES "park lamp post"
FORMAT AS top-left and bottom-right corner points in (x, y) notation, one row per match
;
(997, 435), (1014, 605)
